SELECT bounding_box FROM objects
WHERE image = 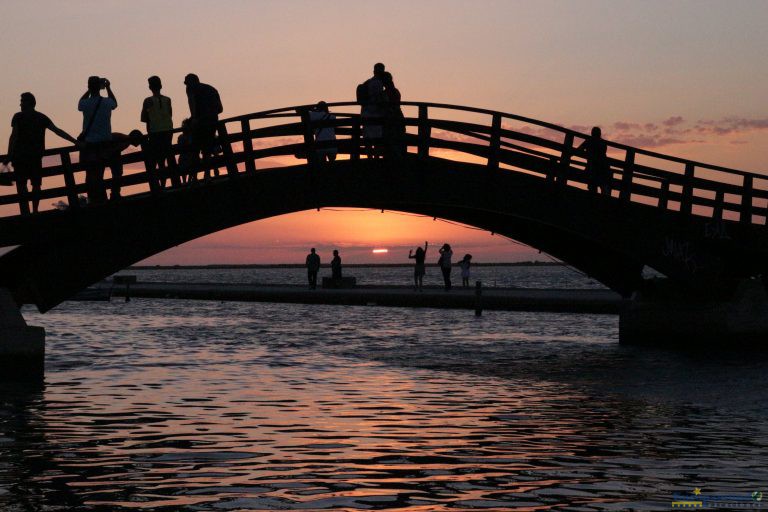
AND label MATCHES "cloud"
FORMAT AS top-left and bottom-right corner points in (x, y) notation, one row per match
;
(433, 114), (768, 153)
